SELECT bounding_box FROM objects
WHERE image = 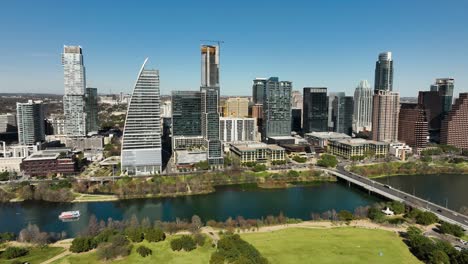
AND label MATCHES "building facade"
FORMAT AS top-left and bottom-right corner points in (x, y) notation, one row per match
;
(440, 93), (468, 150)
(229, 142), (286, 164)
(291, 108), (302, 133)
(121, 59), (162, 175)
(85, 87), (99, 132)
(252, 78), (267, 104)
(353, 80), (373, 133)
(330, 94), (353, 135)
(329, 138), (389, 159)
(291, 90), (303, 109)
(220, 117), (256, 142)
(374, 52), (393, 92)
(224, 97), (249, 118)
(262, 77), (292, 140)
(303, 87), (328, 133)
(62, 46), (87, 136)
(0, 113), (17, 133)
(171, 91), (202, 137)
(16, 100), (45, 145)
(372, 90), (400, 142)
(398, 103), (428, 151)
